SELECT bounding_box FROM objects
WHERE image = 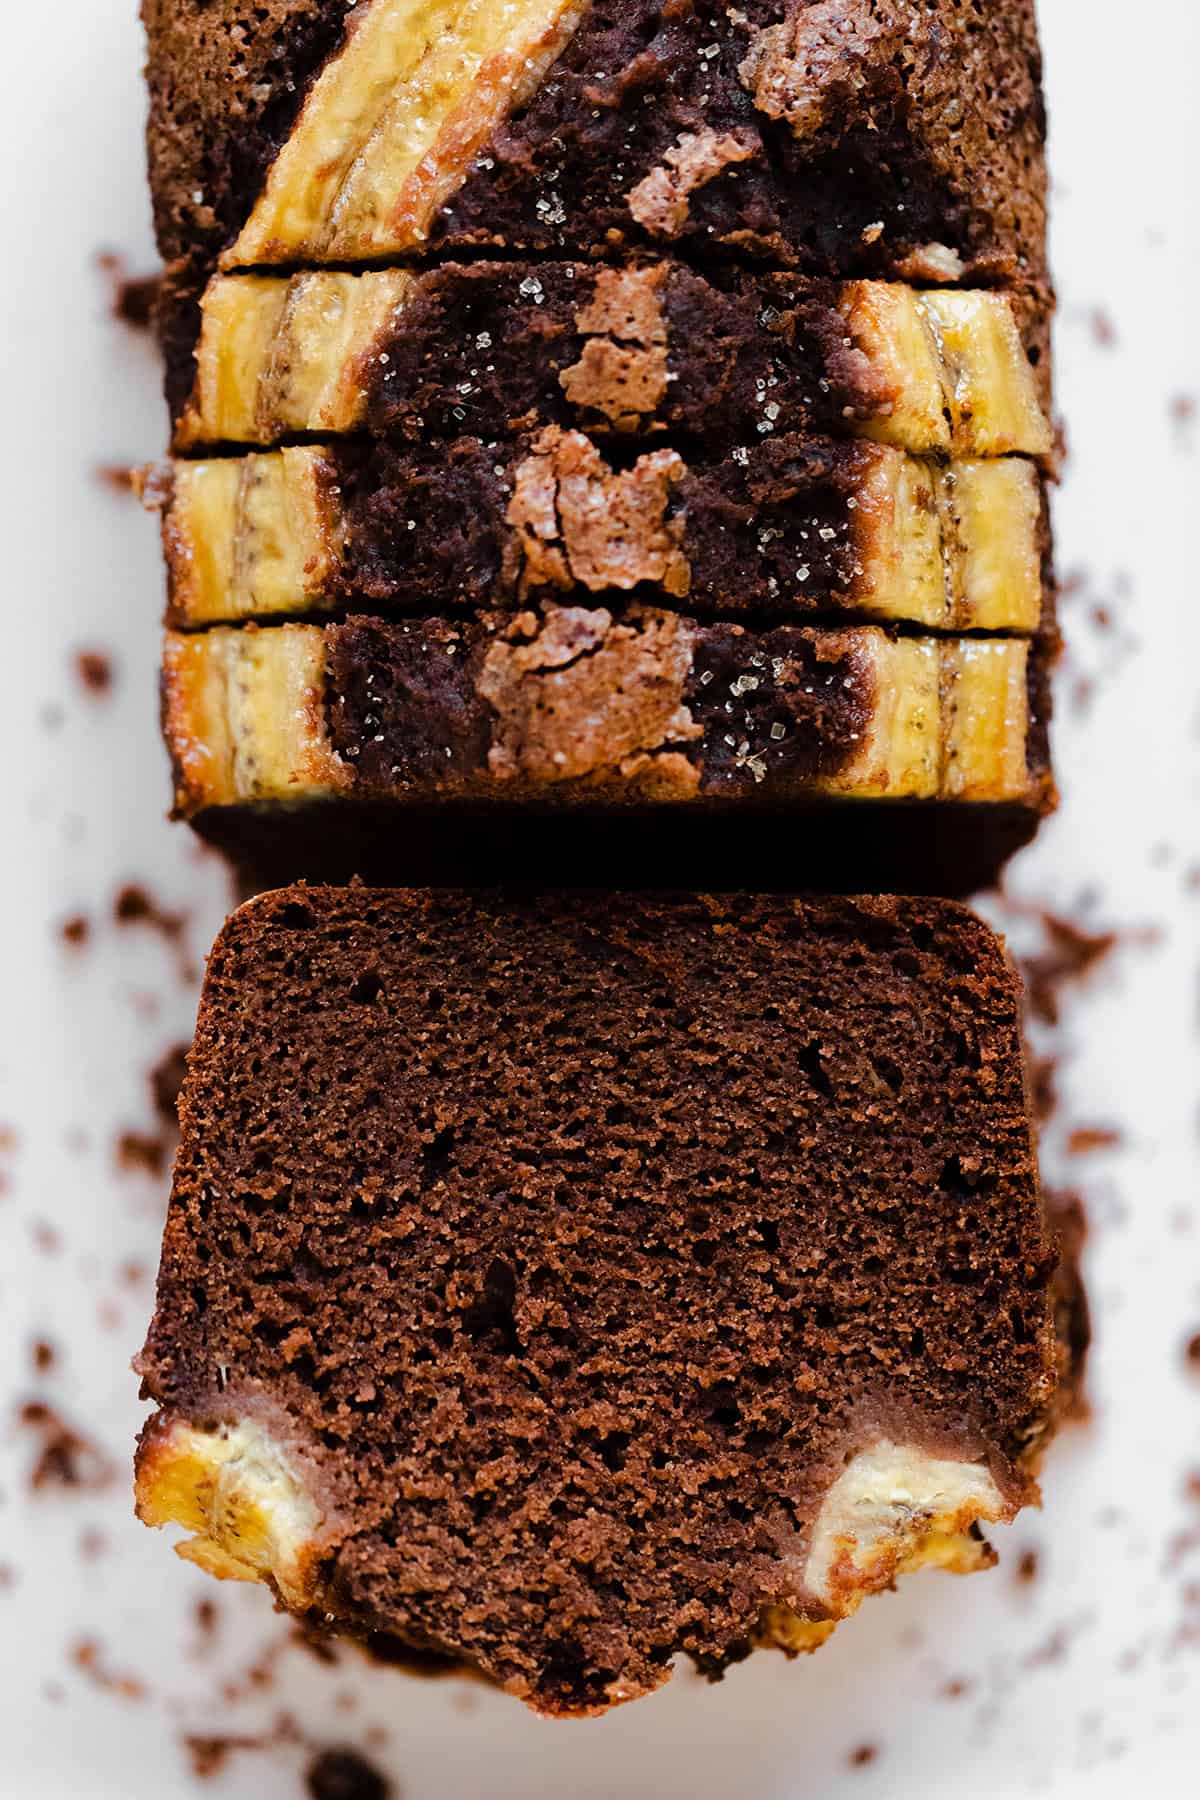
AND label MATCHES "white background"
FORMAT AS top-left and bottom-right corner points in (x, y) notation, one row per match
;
(1, 2), (1197, 1794)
